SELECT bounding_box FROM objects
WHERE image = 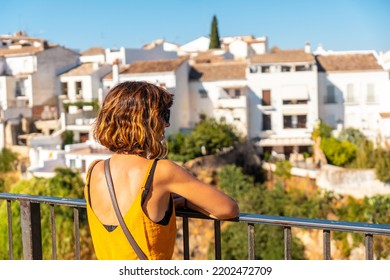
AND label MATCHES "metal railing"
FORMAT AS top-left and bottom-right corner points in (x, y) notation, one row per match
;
(1, 192), (390, 260)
